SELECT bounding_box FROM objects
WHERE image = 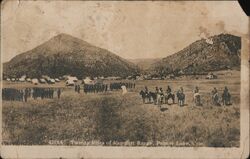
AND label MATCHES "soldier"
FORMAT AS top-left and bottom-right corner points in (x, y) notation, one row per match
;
(176, 87), (185, 107)
(105, 84), (108, 92)
(159, 87), (164, 104)
(24, 88), (29, 102)
(52, 89), (55, 98)
(144, 86), (149, 95)
(166, 85), (171, 95)
(57, 88), (61, 99)
(77, 85), (80, 93)
(155, 87), (160, 105)
(193, 86), (202, 106)
(211, 87), (220, 106)
(20, 89), (24, 102)
(222, 86), (231, 105)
